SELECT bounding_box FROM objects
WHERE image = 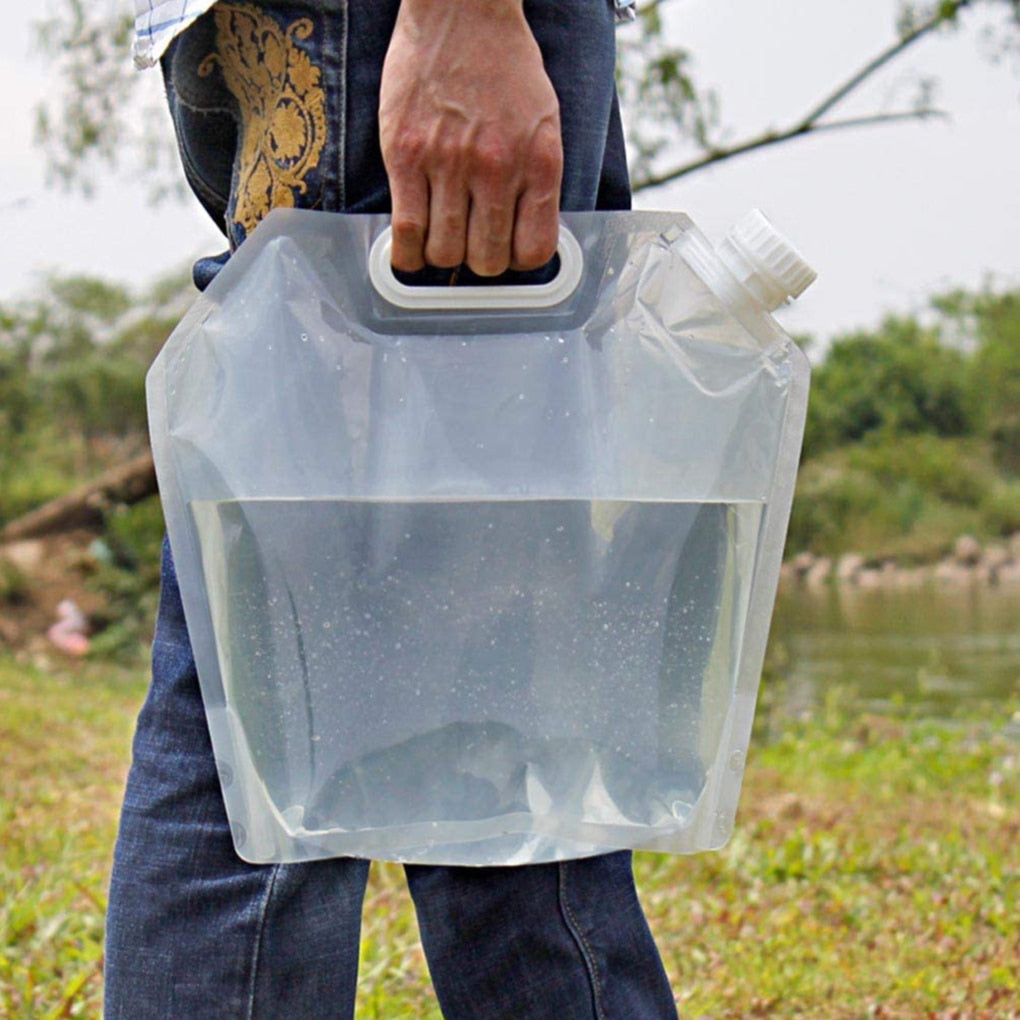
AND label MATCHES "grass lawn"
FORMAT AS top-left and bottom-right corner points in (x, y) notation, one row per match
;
(1, 655), (1017, 1018)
